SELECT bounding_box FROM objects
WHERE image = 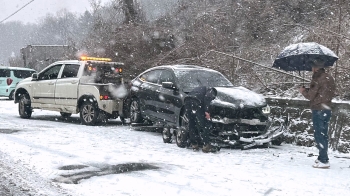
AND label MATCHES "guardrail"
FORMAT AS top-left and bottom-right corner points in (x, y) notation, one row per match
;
(266, 97), (350, 153)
